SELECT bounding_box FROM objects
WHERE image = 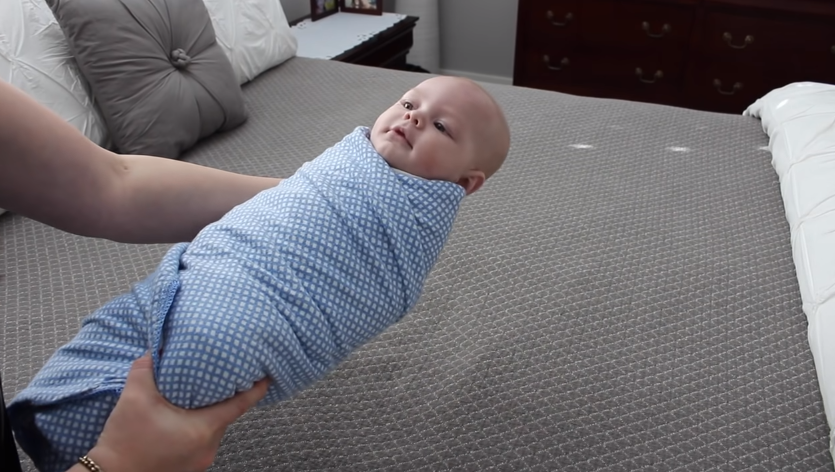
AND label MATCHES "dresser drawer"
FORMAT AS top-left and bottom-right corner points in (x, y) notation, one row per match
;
(514, 0), (835, 114)
(520, 47), (686, 94)
(524, 0), (697, 54)
(585, 1), (697, 53)
(525, 0), (595, 48)
(683, 60), (780, 114)
(700, 10), (835, 63)
(684, 58), (835, 114)
(518, 46), (578, 88)
(764, 61), (835, 93)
